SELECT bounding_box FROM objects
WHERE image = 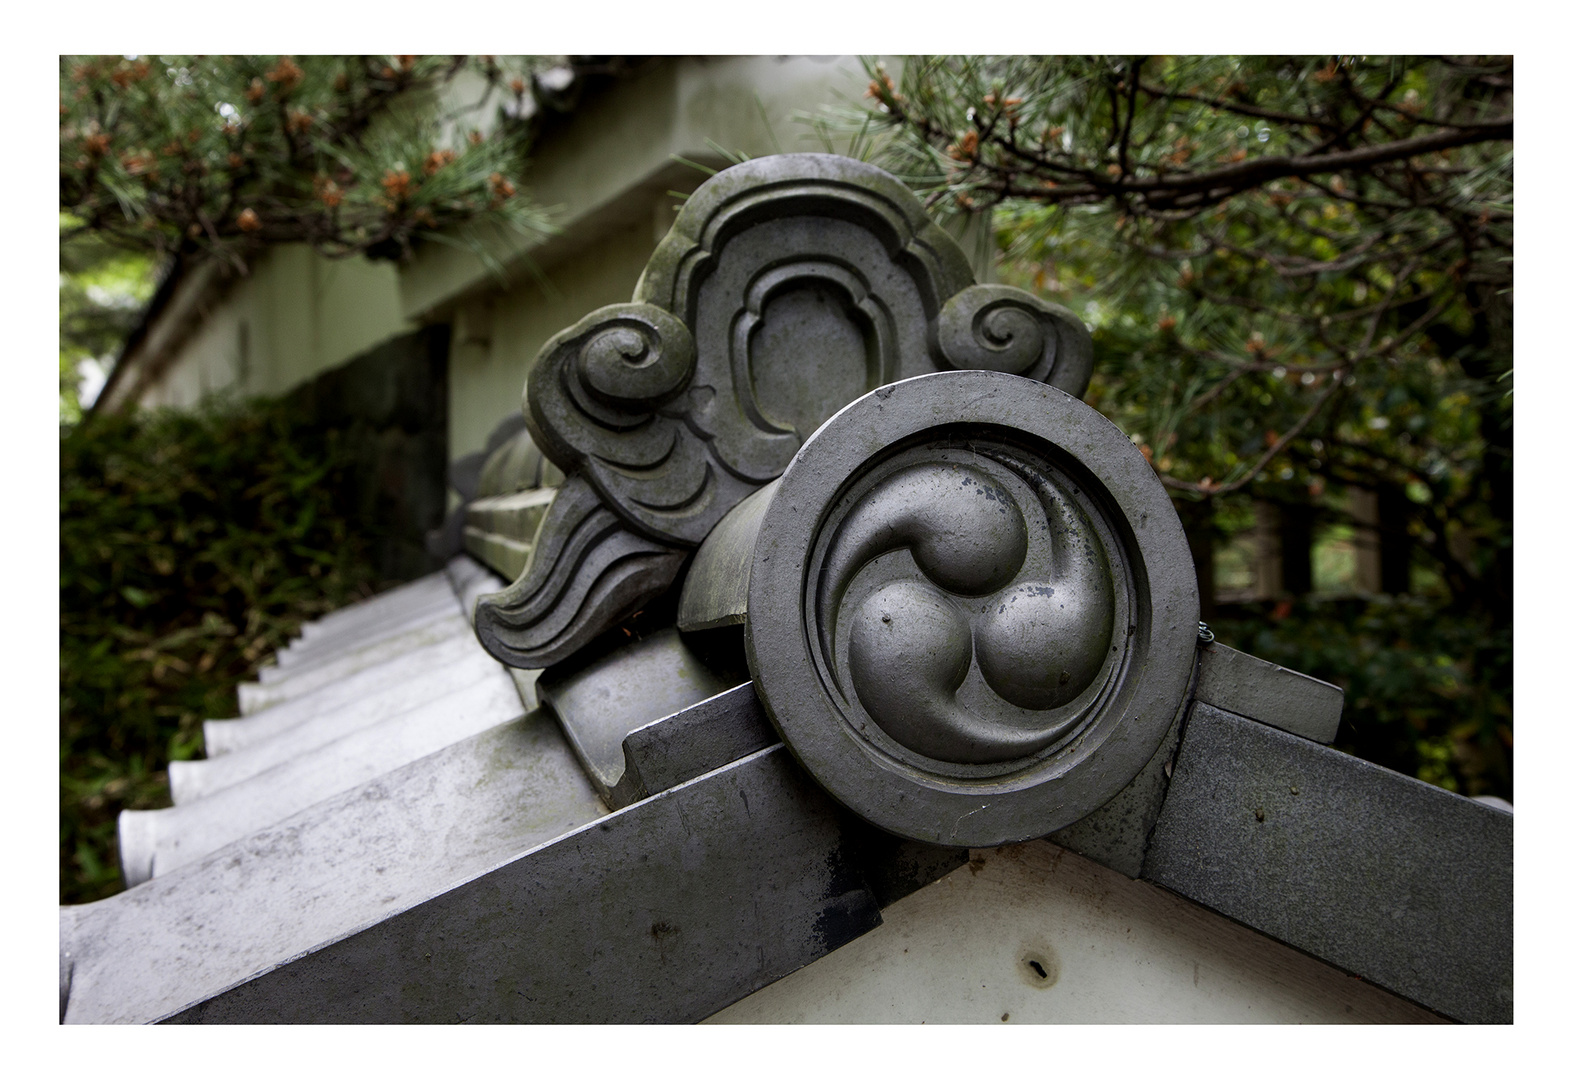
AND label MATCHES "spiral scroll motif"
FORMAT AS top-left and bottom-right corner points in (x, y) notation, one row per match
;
(817, 455), (1121, 770)
(482, 157), (1109, 677)
(934, 284), (1094, 396)
(566, 304), (696, 417)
